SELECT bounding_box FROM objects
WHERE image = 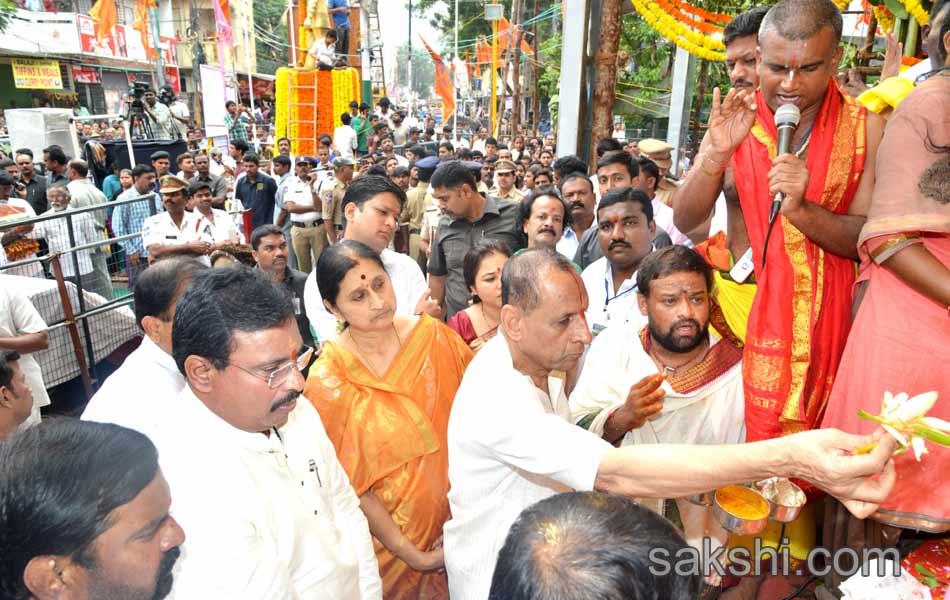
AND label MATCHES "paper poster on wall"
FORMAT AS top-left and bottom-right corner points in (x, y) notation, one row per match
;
(200, 65), (238, 139)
